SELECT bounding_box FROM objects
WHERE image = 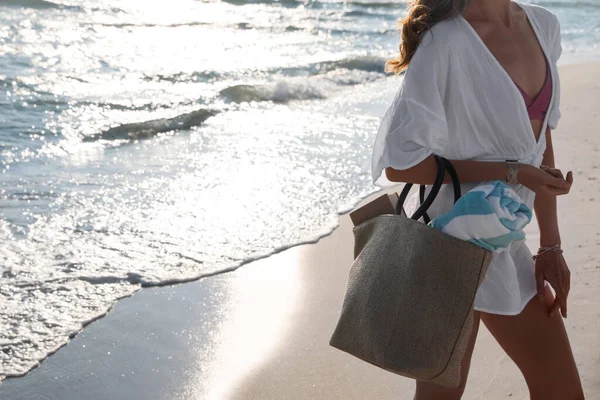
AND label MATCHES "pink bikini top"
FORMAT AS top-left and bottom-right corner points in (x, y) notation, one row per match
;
(512, 56), (552, 120)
